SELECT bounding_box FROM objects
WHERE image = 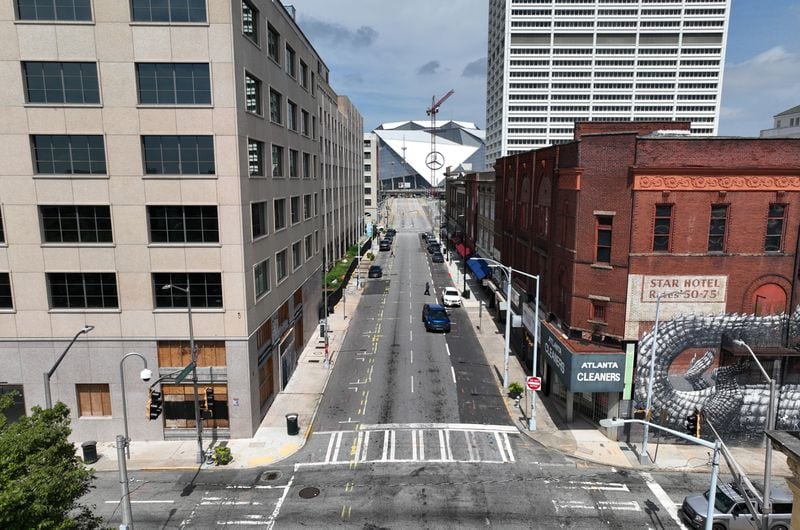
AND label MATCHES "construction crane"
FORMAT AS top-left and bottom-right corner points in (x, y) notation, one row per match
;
(425, 89), (454, 190)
